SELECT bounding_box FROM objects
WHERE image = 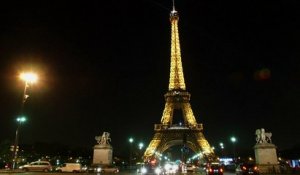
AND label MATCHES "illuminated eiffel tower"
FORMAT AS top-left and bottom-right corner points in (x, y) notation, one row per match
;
(143, 4), (215, 162)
